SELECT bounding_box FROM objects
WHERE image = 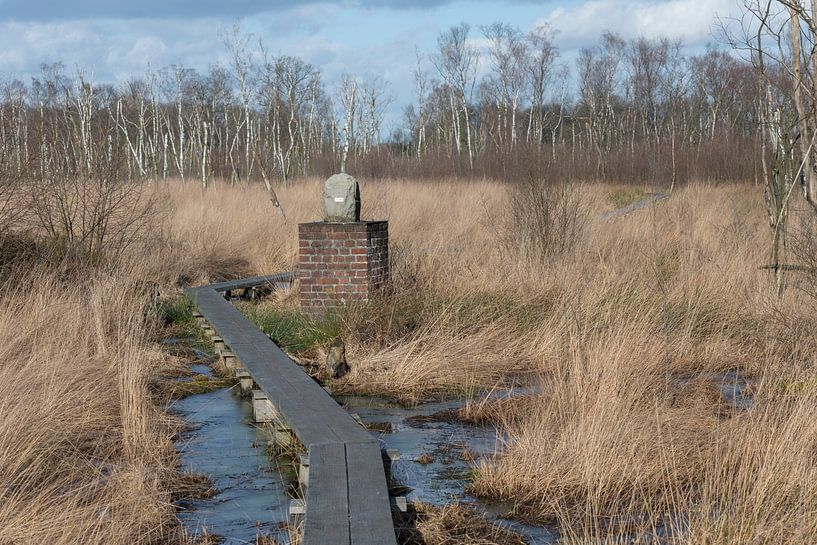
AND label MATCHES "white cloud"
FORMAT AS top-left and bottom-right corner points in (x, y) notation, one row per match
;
(0, 18), (223, 79)
(0, 0), (746, 126)
(540, 0), (740, 50)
